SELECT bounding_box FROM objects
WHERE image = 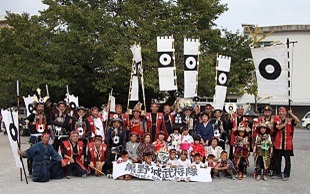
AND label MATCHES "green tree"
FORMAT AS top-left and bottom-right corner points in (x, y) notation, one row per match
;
(0, 0), (254, 110)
